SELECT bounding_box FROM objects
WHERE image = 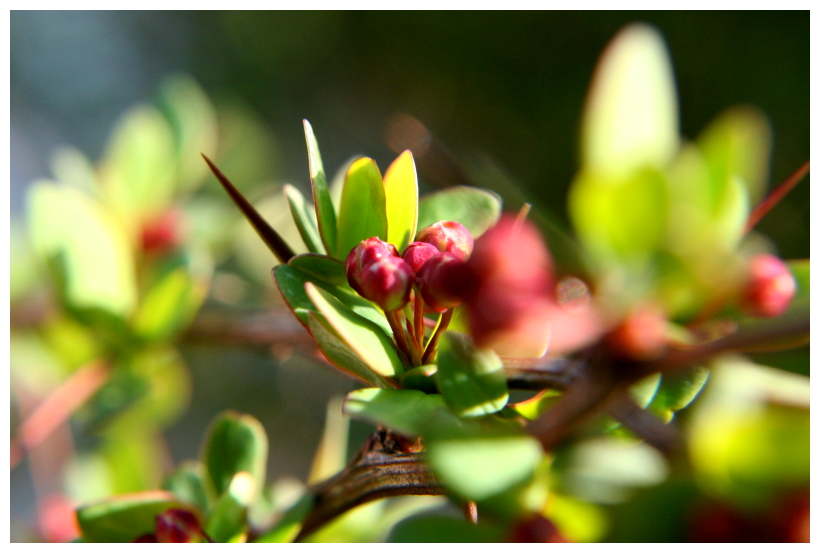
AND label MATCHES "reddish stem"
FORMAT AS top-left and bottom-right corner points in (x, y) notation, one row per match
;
(746, 161), (809, 233)
(422, 308), (454, 364)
